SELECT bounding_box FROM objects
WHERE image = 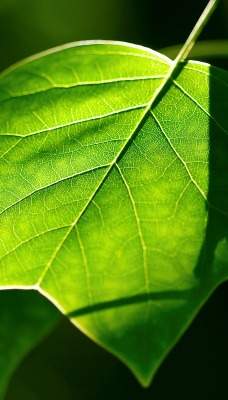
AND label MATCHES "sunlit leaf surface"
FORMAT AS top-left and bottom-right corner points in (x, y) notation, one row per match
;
(0, 41), (227, 386)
